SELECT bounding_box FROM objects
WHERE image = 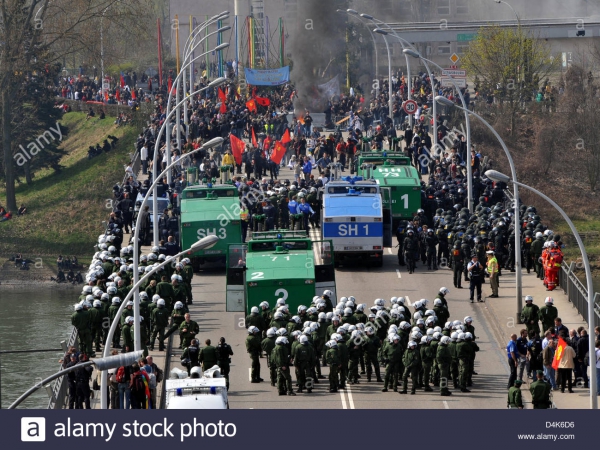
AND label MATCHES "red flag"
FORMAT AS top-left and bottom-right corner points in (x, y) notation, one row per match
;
(229, 134), (245, 165)
(281, 128), (291, 144)
(270, 141), (286, 165)
(218, 87), (227, 102)
(115, 89), (120, 101)
(167, 76), (173, 93)
(131, 89), (137, 100)
(252, 128), (258, 148)
(552, 337), (567, 370)
(246, 99), (257, 113)
(120, 72), (125, 88)
(220, 103), (227, 114)
(252, 86), (257, 98)
(255, 96), (270, 107)
(104, 91), (109, 102)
